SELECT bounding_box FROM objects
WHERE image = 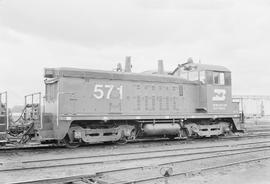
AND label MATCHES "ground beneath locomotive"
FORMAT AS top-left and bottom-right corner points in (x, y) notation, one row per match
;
(2, 135), (270, 184)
